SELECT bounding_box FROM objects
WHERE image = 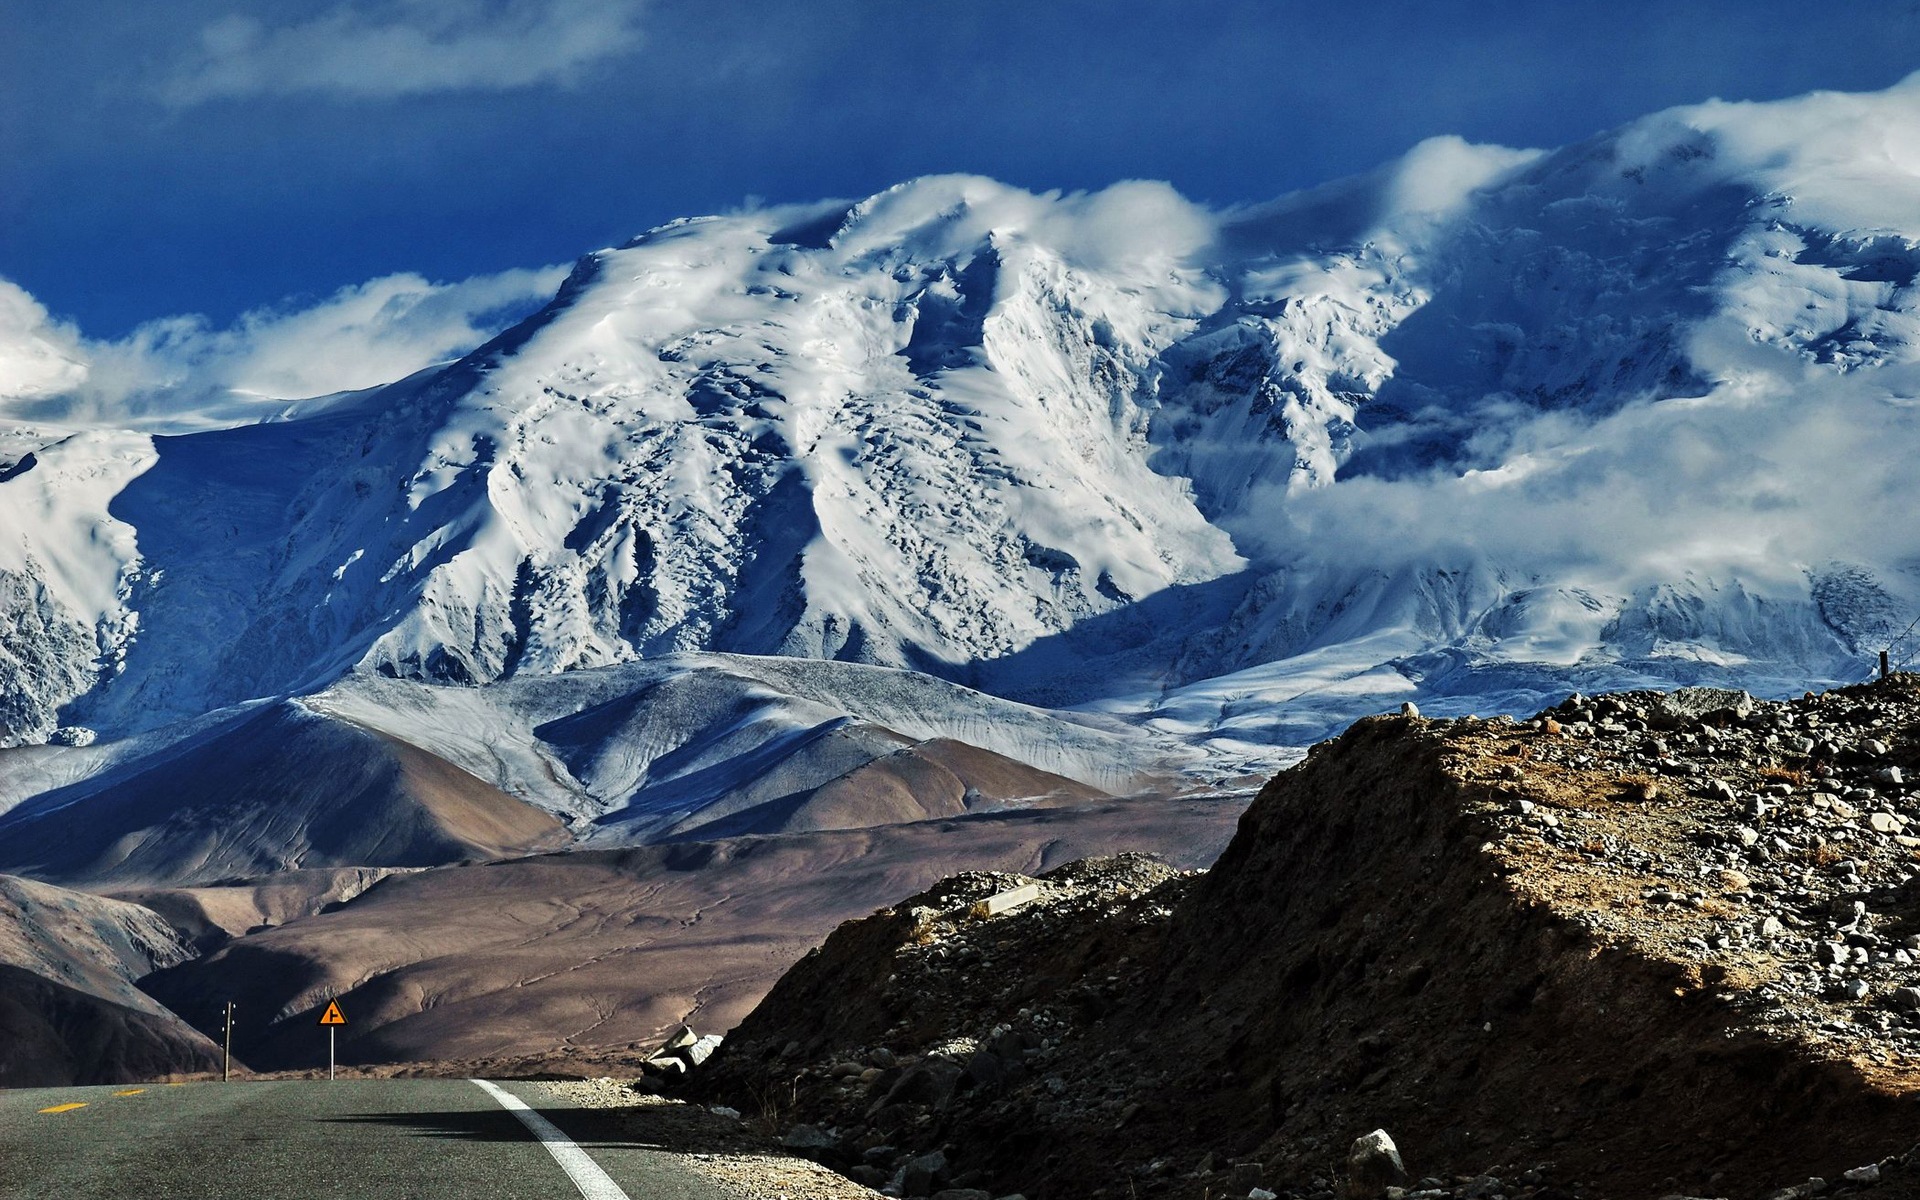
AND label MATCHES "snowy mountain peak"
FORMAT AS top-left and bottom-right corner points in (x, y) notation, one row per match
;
(4, 78), (1920, 767)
